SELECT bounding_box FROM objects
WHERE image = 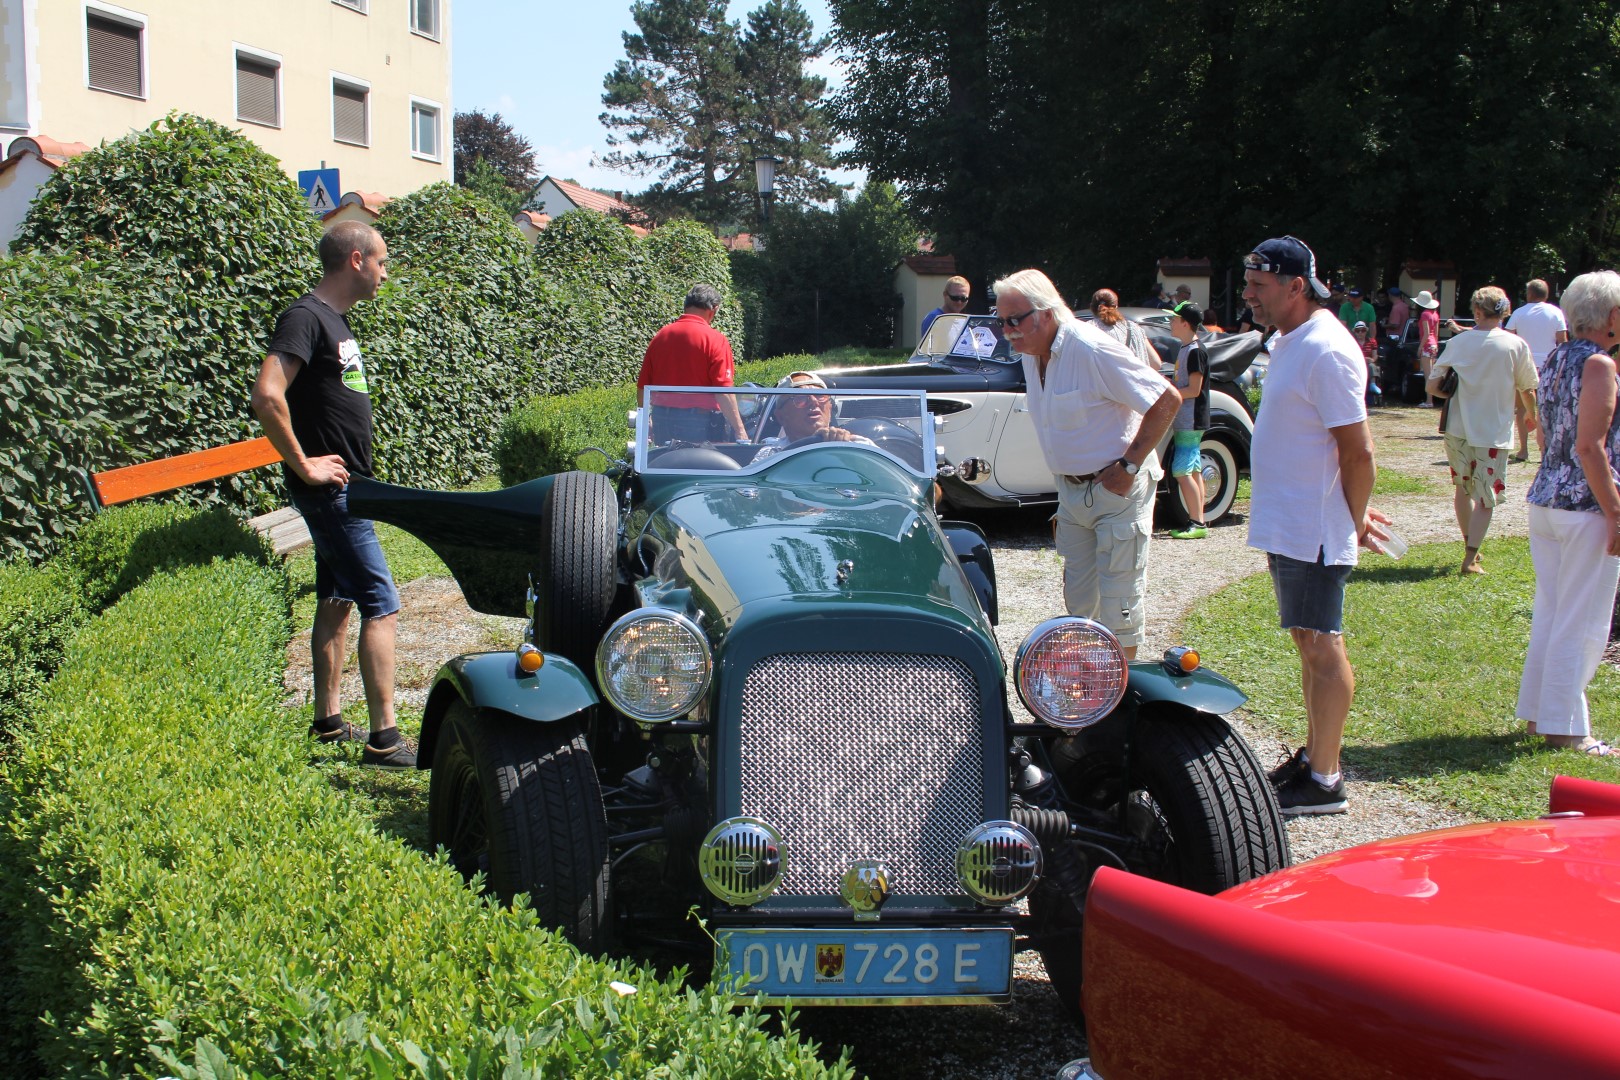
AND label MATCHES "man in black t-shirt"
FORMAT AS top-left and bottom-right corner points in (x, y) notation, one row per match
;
(251, 221), (414, 768)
